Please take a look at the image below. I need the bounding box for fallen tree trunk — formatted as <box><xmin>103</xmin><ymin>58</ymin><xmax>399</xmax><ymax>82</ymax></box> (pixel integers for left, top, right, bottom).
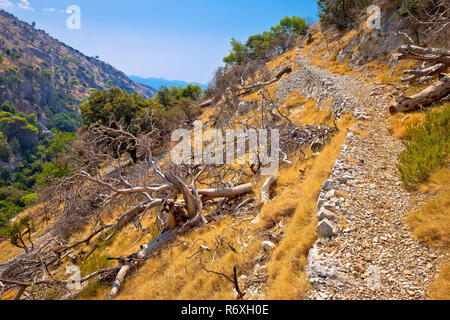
<box><xmin>200</xmin><ymin>65</ymin><xmax>293</xmax><ymax>108</ymax></box>
<box><xmin>397</xmin><ymin>45</ymin><xmax>450</xmax><ymax>64</ymax></box>
<box><xmin>108</xmin><ymin>229</ymin><xmax>179</xmax><ymax>300</ymax></box>
<box><xmin>389</xmin><ymin>76</ymin><xmax>450</xmax><ymax>114</ymax></box>
<box><xmin>238</xmin><ymin>65</ymin><xmax>293</xmax><ymax>91</ymax></box>
<box><xmin>107</xmin><ymin>182</ymin><xmax>253</xmax><ymax>299</ymax></box>
<box><xmin>199</xmin><ymin>183</ymin><xmax>253</xmax><ymax>201</ymax></box>
<box><xmin>258</xmin><ymin>176</ymin><xmax>279</xmax><ymax>208</ymax></box>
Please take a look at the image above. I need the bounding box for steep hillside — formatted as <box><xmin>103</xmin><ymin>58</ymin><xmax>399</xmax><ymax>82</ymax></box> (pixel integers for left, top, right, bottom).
<box><xmin>0</xmin><ymin>3</ymin><xmax>448</xmax><ymax>302</ymax></box>
<box><xmin>0</xmin><ymin>10</ymin><xmax>157</xmax><ymax>123</ymax></box>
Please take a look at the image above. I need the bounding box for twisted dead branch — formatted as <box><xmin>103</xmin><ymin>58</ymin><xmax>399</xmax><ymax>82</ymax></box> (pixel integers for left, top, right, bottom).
<box><xmin>390</xmin><ymin>44</ymin><xmax>450</xmax><ymax>114</ymax></box>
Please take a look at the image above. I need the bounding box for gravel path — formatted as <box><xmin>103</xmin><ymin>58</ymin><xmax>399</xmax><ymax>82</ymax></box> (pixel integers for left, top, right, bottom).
<box><xmin>278</xmin><ymin>49</ymin><xmax>444</xmax><ymax>300</ymax></box>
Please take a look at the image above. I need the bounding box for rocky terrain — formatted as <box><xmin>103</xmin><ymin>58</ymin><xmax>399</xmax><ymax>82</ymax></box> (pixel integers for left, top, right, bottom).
<box><xmin>275</xmin><ymin>49</ymin><xmax>446</xmax><ymax>300</ymax></box>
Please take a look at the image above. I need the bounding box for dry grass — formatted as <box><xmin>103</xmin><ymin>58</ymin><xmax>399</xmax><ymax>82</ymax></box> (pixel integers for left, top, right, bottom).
<box><xmin>263</xmin><ymin>115</ymin><xmax>353</xmax><ymax>299</ymax></box>
<box><xmin>406</xmin><ymin>169</ymin><xmax>450</xmax><ymax>251</ymax></box>
<box><xmin>96</xmin><ymin>114</ymin><xmax>353</xmax><ymax>301</ymax></box>
<box><xmin>429</xmin><ymin>261</ymin><xmax>450</xmax><ymax>300</ymax></box>
<box><xmin>115</xmin><ymin>214</ymin><xmax>263</xmax><ymax>300</ymax></box>
<box><xmin>390</xmin><ymin>112</ymin><xmax>427</xmax><ymax>140</ymax></box>
<box><xmin>405</xmin><ymin>169</ymin><xmax>450</xmax><ymax>300</ymax></box>
<box><xmin>0</xmin><ymin>239</ymin><xmax>22</xmax><ymax>264</ymax></box>
<box><xmin>283</xmin><ymin>92</ymin><xmax>333</xmax><ymax>127</ymax></box>
<box><xmin>266</xmin><ymin>48</ymin><xmax>297</xmax><ymax>72</ymax></box>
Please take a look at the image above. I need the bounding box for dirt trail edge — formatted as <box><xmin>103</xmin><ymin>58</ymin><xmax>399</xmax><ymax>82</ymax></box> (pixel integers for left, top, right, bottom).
<box><xmin>276</xmin><ymin>48</ymin><xmax>444</xmax><ymax>300</ymax></box>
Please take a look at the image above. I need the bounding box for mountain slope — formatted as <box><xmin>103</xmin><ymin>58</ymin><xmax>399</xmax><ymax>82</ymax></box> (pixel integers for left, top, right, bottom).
<box><xmin>129</xmin><ymin>76</ymin><xmax>207</xmax><ymax>90</ymax></box>
<box><xmin>0</xmin><ymin>10</ymin><xmax>157</xmax><ymax>123</ymax></box>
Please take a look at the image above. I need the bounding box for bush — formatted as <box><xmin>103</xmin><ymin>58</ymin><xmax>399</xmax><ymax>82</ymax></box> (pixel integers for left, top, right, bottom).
<box><xmin>317</xmin><ymin>0</ymin><xmax>371</xmax><ymax>31</ymax></box>
<box><xmin>0</xmin><ymin>216</ymin><xmax>32</xmax><ymax>251</ymax></box>
<box><xmin>47</xmin><ymin>112</ymin><xmax>82</xmax><ymax>133</ymax></box>
<box><xmin>0</xmin><ymin>111</ymin><xmax>39</xmax><ymax>155</ymax></box>
<box><xmin>0</xmin><ymin>133</ymin><xmax>11</xmax><ymax>162</ymax></box>
<box><xmin>398</xmin><ymin>104</ymin><xmax>449</xmax><ymax>188</ymax></box>
<box><xmin>21</xmin><ymin>192</ymin><xmax>37</xmax><ymax>206</ymax></box>
<box><xmin>223</xmin><ymin>16</ymin><xmax>307</xmax><ymax>65</ymax></box>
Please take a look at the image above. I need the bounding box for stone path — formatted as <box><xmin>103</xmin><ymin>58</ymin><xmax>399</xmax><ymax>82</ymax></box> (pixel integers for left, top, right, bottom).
<box><xmin>278</xmin><ymin>49</ymin><xmax>444</xmax><ymax>300</ymax></box>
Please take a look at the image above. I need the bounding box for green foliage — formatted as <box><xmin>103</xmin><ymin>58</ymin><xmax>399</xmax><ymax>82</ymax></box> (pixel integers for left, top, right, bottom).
<box><xmin>42</xmin><ymin>69</ymin><xmax>52</xmax><ymax>79</ymax></box>
<box><xmin>7</xmin><ymin>67</ymin><xmax>20</xmax><ymax>83</ymax></box>
<box><xmin>80</xmin><ymin>87</ymin><xmax>160</xmax><ymax>134</ymax></box>
<box><xmin>69</xmin><ymin>76</ymin><xmax>79</xmax><ymax>86</ymax></box>
<box><xmin>21</xmin><ymin>192</ymin><xmax>37</xmax><ymax>206</ymax></box>
<box><xmin>47</xmin><ymin>112</ymin><xmax>82</xmax><ymax>133</ymax></box>
<box><xmin>44</xmin><ymin>131</ymin><xmax>77</xmax><ymax>159</ymax></box>
<box><xmin>223</xmin><ymin>16</ymin><xmax>307</xmax><ymax>65</ymax></box>
<box><xmin>307</xmin><ymin>33</ymin><xmax>315</xmax><ymax>45</ymax></box>
<box><xmin>76</xmin><ymin>252</ymin><xmax>113</xmax><ymax>298</ymax></box>
<box><xmin>155</xmin><ymin>85</ymin><xmax>203</xmax><ymax>109</ymax></box>
<box><xmin>79</xmin><ymin>253</ymin><xmax>113</xmax><ymax>276</ymax></box>
<box><xmin>0</xmin><ymin>216</ymin><xmax>32</xmax><ymax>251</ymax></box>
<box><xmin>0</xmin><ymin>100</ymin><xmax>16</xmax><ymax>114</ymax></box>
<box><xmin>0</xmin><ymin>186</ymin><xmax>28</xmax><ymax>206</ymax></box>
<box><xmin>0</xmin><ymin>111</ymin><xmax>39</xmax><ymax>154</ymax></box>
<box><xmin>80</xmin><ymin>86</ymin><xmax>202</xmax><ymax>163</ymax></box>
<box><xmin>63</xmin><ymin>56</ymin><xmax>74</xmax><ymax>64</ymax></box>
<box><xmin>36</xmin><ymin>160</ymin><xmax>72</xmax><ymax>186</ymax></box>
<box><xmin>398</xmin><ymin>104</ymin><xmax>449</xmax><ymax>189</ymax></box>
<box><xmin>0</xmin><ymin>54</ymin><xmax>3</xmax><ymax>64</ymax></box>
<box><xmin>398</xmin><ymin>0</ymin><xmax>419</xmax><ymax>17</ymax></box>
<box><xmin>35</xmin><ymin>131</ymin><xmax>77</xmax><ymax>186</ymax></box>
<box><xmin>223</xmin><ymin>38</ymin><xmax>249</xmax><ymax>65</ymax></box>
<box><xmin>0</xmin><ymin>133</ymin><xmax>11</xmax><ymax>162</ymax></box>
<box><xmin>317</xmin><ymin>0</ymin><xmax>370</xmax><ymax>31</ymax></box>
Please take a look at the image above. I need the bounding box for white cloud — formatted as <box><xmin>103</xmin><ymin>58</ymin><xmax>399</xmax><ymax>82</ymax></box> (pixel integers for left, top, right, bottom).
<box><xmin>42</xmin><ymin>8</ymin><xmax>55</xmax><ymax>13</ymax></box>
<box><xmin>17</xmin><ymin>0</ymin><xmax>33</xmax><ymax>11</ymax></box>
<box><xmin>0</xmin><ymin>0</ymin><xmax>13</xmax><ymax>10</ymax></box>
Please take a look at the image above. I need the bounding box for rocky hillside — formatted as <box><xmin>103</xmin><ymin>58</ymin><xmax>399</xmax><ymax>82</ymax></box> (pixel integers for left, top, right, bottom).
<box><xmin>0</xmin><ymin>2</ymin><xmax>448</xmax><ymax>301</ymax></box>
<box><xmin>0</xmin><ymin>10</ymin><xmax>157</xmax><ymax>124</ymax></box>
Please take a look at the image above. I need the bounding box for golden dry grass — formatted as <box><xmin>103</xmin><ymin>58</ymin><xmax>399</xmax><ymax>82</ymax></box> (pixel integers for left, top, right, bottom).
<box><xmin>266</xmin><ymin>48</ymin><xmax>297</xmax><ymax>72</ymax></box>
<box><xmin>283</xmin><ymin>91</ymin><xmax>333</xmax><ymax>127</ymax></box>
<box><xmin>93</xmin><ymin>114</ymin><xmax>353</xmax><ymax>301</ymax></box>
<box><xmin>429</xmin><ymin>261</ymin><xmax>450</xmax><ymax>300</ymax></box>
<box><xmin>405</xmin><ymin>169</ymin><xmax>450</xmax><ymax>300</ymax></box>
<box><xmin>406</xmin><ymin>169</ymin><xmax>450</xmax><ymax>251</ymax></box>
<box><xmin>390</xmin><ymin>111</ymin><xmax>427</xmax><ymax>140</ymax></box>
<box><xmin>263</xmin><ymin>115</ymin><xmax>353</xmax><ymax>299</ymax></box>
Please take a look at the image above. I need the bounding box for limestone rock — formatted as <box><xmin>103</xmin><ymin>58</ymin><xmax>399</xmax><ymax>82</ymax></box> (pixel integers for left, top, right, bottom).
<box><xmin>317</xmin><ymin>207</ymin><xmax>338</xmax><ymax>221</ymax></box>
<box><xmin>261</xmin><ymin>240</ymin><xmax>275</xmax><ymax>251</ymax></box>
<box><xmin>317</xmin><ymin>219</ymin><xmax>338</xmax><ymax>238</ymax></box>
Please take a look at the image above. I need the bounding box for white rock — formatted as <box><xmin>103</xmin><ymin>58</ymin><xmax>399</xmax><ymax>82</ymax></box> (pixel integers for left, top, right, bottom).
<box><xmin>261</xmin><ymin>241</ymin><xmax>275</xmax><ymax>251</ymax></box>
<box><xmin>325</xmin><ymin>189</ymin><xmax>337</xmax><ymax>199</ymax></box>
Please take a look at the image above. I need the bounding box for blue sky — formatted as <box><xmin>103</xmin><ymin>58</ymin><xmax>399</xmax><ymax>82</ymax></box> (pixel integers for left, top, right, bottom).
<box><xmin>1</xmin><ymin>0</ymin><xmax>318</xmax><ymax>84</ymax></box>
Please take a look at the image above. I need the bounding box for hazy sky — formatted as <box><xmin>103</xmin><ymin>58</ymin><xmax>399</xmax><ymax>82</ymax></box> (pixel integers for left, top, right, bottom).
<box><xmin>1</xmin><ymin>0</ymin><xmax>318</xmax><ymax>84</ymax></box>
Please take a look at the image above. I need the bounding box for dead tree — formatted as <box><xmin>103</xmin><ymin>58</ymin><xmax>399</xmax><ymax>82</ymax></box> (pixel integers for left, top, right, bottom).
<box><xmin>0</xmin><ymin>124</ymin><xmax>255</xmax><ymax>300</ymax></box>
<box><xmin>389</xmin><ymin>44</ymin><xmax>450</xmax><ymax>114</ymax></box>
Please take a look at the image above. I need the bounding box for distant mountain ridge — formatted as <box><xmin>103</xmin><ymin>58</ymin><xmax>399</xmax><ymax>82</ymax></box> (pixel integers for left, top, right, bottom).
<box><xmin>129</xmin><ymin>76</ymin><xmax>208</xmax><ymax>90</ymax></box>
<box><xmin>0</xmin><ymin>9</ymin><xmax>157</xmax><ymax>124</ymax></box>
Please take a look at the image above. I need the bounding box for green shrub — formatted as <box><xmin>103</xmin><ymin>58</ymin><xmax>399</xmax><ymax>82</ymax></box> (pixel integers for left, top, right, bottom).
<box><xmin>398</xmin><ymin>104</ymin><xmax>449</xmax><ymax>188</ymax></box>
<box><xmin>47</xmin><ymin>112</ymin><xmax>81</xmax><ymax>133</ymax></box>
<box><xmin>307</xmin><ymin>33</ymin><xmax>314</xmax><ymax>45</ymax></box>
<box><xmin>69</xmin><ymin>76</ymin><xmax>79</xmax><ymax>86</ymax></box>
<box><xmin>21</xmin><ymin>192</ymin><xmax>37</xmax><ymax>206</ymax></box>
<box><xmin>223</xmin><ymin>16</ymin><xmax>307</xmax><ymax>65</ymax></box>
<box><xmin>0</xmin><ymin>133</ymin><xmax>11</xmax><ymax>162</ymax></box>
